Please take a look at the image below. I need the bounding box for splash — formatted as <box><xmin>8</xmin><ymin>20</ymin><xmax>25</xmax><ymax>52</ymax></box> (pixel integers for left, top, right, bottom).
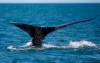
<box><xmin>7</xmin><ymin>46</ymin><xmax>17</xmax><ymax>50</ymax></box>
<box><xmin>20</xmin><ymin>42</ymin><xmax>32</xmax><ymax>47</ymax></box>
<box><xmin>43</xmin><ymin>44</ymin><xmax>57</xmax><ymax>48</ymax></box>
<box><xmin>67</xmin><ymin>40</ymin><xmax>97</xmax><ymax>48</ymax></box>
<box><xmin>7</xmin><ymin>42</ymin><xmax>33</xmax><ymax>51</ymax></box>
<box><xmin>7</xmin><ymin>40</ymin><xmax>97</xmax><ymax>51</ymax></box>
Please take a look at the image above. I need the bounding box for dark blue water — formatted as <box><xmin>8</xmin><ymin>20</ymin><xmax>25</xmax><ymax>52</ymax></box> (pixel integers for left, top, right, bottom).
<box><xmin>0</xmin><ymin>3</ymin><xmax>100</xmax><ymax>63</ymax></box>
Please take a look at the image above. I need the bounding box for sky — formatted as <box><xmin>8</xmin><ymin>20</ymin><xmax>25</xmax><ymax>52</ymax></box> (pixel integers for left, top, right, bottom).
<box><xmin>0</xmin><ymin>0</ymin><xmax>100</xmax><ymax>3</ymax></box>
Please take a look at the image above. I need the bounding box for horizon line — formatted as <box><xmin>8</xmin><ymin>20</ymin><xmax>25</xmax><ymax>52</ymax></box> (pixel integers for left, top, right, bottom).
<box><xmin>0</xmin><ymin>2</ymin><xmax>100</xmax><ymax>3</ymax></box>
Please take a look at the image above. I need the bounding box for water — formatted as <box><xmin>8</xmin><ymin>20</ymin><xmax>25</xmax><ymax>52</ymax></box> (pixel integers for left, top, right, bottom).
<box><xmin>0</xmin><ymin>3</ymin><xmax>100</xmax><ymax>63</ymax></box>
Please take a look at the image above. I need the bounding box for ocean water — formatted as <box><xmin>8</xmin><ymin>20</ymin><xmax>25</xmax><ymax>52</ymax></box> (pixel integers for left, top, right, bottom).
<box><xmin>0</xmin><ymin>3</ymin><xmax>100</xmax><ymax>63</ymax></box>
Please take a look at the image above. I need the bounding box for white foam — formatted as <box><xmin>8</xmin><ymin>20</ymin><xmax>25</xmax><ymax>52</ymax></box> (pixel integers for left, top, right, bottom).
<box><xmin>7</xmin><ymin>42</ymin><xmax>33</xmax><ymax>51</ymax></box>
<box><xmin>7</xmin><ymin>40</ymin><xmax>97</xmax><ymax>51</ymax></box>
<box><xmin>7</xmin><ymin>46</ymin><xmax>17</xmax><ymax>50</ymax></box>
<box><xmin>67</xmin><ymin>40</ymin><xmax>96</xmax><ymax>48</ymax></box>
<box><xmin>43</xmin><ymin>44</ymin><xmax>57</xmax><ymax>48</ymax></box>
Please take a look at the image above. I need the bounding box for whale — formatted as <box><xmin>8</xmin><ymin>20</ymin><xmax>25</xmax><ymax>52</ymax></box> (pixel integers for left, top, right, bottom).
<box><xmin>10</xmin><ymin>18</ymin><xmax>94</xmax><ymax>48</ymax></box>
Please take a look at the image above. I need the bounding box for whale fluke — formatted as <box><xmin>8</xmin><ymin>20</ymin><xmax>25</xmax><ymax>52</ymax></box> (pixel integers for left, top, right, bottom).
<box><xmin>10</xmin><ymin>18</ymin><xmax>94</xmax><ymax>48</ymax></box>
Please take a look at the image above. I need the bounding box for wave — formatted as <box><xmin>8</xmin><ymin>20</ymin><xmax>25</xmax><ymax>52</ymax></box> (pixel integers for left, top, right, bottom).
<box><xmin>7</xmin><ymin>40</ymin><xmax>99</xmax><ymax>51</ymax></box>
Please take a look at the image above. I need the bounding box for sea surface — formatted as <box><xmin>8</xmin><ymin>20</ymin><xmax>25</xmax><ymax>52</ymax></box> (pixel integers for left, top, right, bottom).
<box><xmin>0</xmin><ymin>3</ymin><xmax>100</xmax><ymax>63</ymax></box>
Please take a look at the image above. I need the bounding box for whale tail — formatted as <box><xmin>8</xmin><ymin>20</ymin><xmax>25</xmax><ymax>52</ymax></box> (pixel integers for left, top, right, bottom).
<box><xmin>10</xmin><ymin>18</ymin><xmax>94</xmax><ymax>47</ymax></box>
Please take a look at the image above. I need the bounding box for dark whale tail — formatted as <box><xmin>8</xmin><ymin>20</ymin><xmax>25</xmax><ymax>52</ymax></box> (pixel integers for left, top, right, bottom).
<box><xmin>10</xmin><ymin>18</ymin><xmax>94</xmax><ymax>48</ymax></box>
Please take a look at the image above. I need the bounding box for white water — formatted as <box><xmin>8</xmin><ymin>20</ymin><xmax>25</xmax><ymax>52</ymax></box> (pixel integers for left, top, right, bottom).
<box><xmin>67</xmin><ymin>40</ymin><xmax>96</xmax><ymax>48</ymax></box>
<box><xmin>7</xmin><ymin>40</ymin><xmax>98</xmax><ymax>51</ymax></box>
